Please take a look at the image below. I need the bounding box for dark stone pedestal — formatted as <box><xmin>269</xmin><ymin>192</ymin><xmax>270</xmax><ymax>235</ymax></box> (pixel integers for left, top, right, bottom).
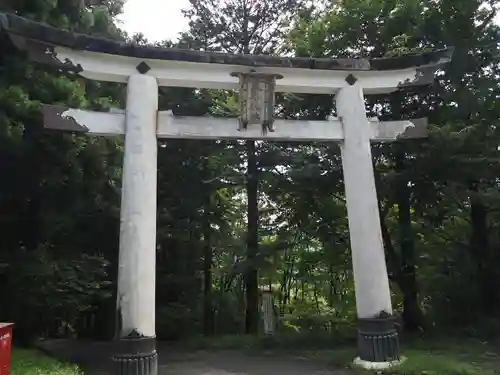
<box><xmin>357</xmin><ymin>316</ymin><xmax>400</xmax><ymax>363</ymax></box>
<box><xmin>112</xmin><ymin>336</ymin><xmax>158</xmax><ymax>375</ymax></box>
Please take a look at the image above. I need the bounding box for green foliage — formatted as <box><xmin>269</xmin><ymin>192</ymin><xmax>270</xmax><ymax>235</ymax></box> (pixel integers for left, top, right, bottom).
<box><xmin>10</xmin><ymin>348</ymin><xmax>82</xmax><ymax>375</ymax></box>
<box><xmin>3</xmin><ymin>248</ymin><xmax>111</xmax><ymax>339</ymax></box>
<box><xmin>0</xmin><ymin>0</ymin><xmax>123</xmax><ymax>341</ymax></box>
<box><xmin>9</xmin><ymin>248</ymin><xmax>110</xmax><ymax>307</ymax></box>
<box><xmin>183</xmin><ymin>0</ymin><xmax>306</xmax><ymax>54</ymax></box>
<box><xmin>283</xmin><ymin>0</ymin><xmax>500</xmax><ymax>333</ymax></box>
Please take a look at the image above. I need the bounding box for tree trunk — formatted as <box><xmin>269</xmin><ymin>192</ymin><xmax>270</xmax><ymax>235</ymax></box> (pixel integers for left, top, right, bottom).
<box><xmin>245</xmin><ymin>140</ymin><xmax>259</xmax><ymax>334</ymax></box>
<box><xmin>469</xmin><ymin>184</ymin><xmax>495</xmax><ymax>314</ymax></box>
<box><xmin>395</xmin><ymin>150</ymin><xmax>424</xmax><ymax>332</ymax></box>
<box><xmin>22</xmin><ymin>122</ymin><xmax>43</xmax><ymax>252</ymax></box>
<box><xmin>202</xmin><ymin>185</ymin><xmax>214</xmax><ymax>336</ymax></box>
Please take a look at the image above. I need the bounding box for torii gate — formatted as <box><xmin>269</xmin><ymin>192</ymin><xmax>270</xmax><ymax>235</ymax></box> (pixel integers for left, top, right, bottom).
<box><xmin>0</xmin><ymin>12</ymin><xmax>452</xmax><ymax>374</ymax></box>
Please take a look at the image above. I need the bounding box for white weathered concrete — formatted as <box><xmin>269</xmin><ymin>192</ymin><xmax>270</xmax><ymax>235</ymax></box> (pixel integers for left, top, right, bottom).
<box><xmin>61</xmin><ymin>108</ymin><xmax>125</xmax><ymax>136</ymax></box>
<box><xmin>48</xmin><ymin>108</ymin><xmax>424</xmax><ymax>142</ymax></box>
<box><xmin>116</xmin><ymin>73</ymin><xmax>158</xmax><ymax>338</ymax></box>
<box><xmin>157</xmin><ymin>112</ymin><xmax>344</xmax><ymax>140</ymax></box>
<box><xmin>52</xmin><ymin>47</ymin><xmax>420</xmax><ymax>94</ymax></box>
<box><xmin>353</xmin><ymin>356</ymin><xmax>407</xmax><ymax>370</ymax></box>
<box><xmin>336</xmin><ymin>84</ymin><xmax>393</xmax><ymax>319</ymax></box>
<box><xmin>157</xmin><ymin>112</ymin><xmax>423</xmax><ymax>141</ymax></box>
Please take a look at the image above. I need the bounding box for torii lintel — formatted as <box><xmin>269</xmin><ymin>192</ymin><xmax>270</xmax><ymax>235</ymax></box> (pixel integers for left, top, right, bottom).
<box><xmin>43</xmin><ymin>105</ymin><xmax>428</xmax><ymax>142</ymax></box>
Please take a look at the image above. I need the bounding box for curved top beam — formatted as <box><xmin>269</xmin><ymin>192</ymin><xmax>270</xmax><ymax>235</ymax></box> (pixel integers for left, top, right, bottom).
<box><xmin>0</xmin><ymin>12</ymin><xmax>453</xmax><ymax>71</ymax></box>
<box><xmin>0</xmin><ymin>12</ymin><xmax>453</xmax><ymax>94</ymax></box>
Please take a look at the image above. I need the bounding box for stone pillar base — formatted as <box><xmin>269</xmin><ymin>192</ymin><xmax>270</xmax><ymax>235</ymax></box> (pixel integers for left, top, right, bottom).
<box><xmin>357</xmin><ymin>316</ymin><xmax>400</xmax><ymax>363</ymax></box>
<box><xmin>112</xmin><ymin>336</ymin><xmax>158</xmax><ymax>375</ymax></box>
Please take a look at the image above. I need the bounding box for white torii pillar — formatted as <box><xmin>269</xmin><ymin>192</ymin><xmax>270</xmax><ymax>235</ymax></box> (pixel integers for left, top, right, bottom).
<box><xmin>336</xmin><ymin>83</ymin><xmax>401</xmax><ymax>369</ymax></box>
<box><xmin>113</xmin><ymin>72</ymin><xmax>159</xmax><ymax>375</ymax></box>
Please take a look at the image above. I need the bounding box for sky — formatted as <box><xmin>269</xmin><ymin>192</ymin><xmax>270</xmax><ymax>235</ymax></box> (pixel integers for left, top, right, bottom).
<box><xmin>119</xmin><ymin>0</ymin><xmax>500</xmax><ymax>43</ymax></box>
<box><xmin>118</xmin><ymin>0</ymin><xmax>190</xmax><ymax>42</ymax></box>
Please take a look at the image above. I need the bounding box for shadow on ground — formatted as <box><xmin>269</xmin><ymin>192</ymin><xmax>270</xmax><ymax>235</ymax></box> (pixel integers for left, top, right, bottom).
<box><xmin>35</xmin><ymin>339</ymin><xmax>352</xmax><ymax>375</ymax></box>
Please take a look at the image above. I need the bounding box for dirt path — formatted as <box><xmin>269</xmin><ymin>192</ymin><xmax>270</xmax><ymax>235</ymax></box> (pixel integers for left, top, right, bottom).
<box><xmin>159</xmin><ymin>350</ymin><xmax>348</xmax><ymax>375</ymax></box>
<box><xmin>36</xmin><ymin>339</ymin><xmax>351</xmax><ymax>375</ymax></box>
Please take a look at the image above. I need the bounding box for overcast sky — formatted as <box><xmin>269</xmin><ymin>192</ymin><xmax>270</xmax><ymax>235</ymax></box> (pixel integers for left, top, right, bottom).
<box><xmin>118</xmin><ymin>0</ymin><xmax>190</xmax><ymax>42</ymax></box>
<box><xmin>118</xmin><ymin>0</ymin><xmax>500</xmax><ymax>43</ymax></box>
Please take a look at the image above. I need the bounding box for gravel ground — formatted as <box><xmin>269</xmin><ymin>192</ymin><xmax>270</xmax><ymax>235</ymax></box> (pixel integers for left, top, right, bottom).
<box><xmin>35</xmin><ymin>339</ymin><xmax>351</xmax><ymax>375</ymax></box>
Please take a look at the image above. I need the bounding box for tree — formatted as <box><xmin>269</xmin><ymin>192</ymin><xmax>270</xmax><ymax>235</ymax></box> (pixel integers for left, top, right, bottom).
<box><xmin>0</xmin><ymin>0</ymin><xmax>125</xmax><ymax>341</ymax></box>
<box><xmin>183</xmin><ymin>0</ymin><xmax>306</xmax><ymax>335</ymax></box>
<box><xmin>287</xmin><ymin>0</ymin><xmax>500</xmax><ymax>330</ymax></box>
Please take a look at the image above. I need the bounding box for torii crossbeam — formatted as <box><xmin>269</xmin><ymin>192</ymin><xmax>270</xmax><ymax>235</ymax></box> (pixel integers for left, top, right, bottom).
<box><xmin>42</xmin><ymin>105</ymin><xmax>428</xmax><ymax>142</ymax></box>
<box><xmin>0</xmin><ymin>11</ymin><xmax>453</xmax><ymax>375</ymax></box>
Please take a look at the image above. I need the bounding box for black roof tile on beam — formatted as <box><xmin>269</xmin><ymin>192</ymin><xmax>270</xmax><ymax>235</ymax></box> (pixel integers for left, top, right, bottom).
<box><xmin>0</xmin><ymin>12</ymin><xmax>453</xmax><ymax>73</ymax></box>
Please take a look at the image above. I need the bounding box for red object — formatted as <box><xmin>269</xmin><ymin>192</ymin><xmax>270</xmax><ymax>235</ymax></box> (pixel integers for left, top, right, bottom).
<box><xmin>0</xmin><ymin>323</ymin><xmax>14</xmax><ymax>375</ymax></box>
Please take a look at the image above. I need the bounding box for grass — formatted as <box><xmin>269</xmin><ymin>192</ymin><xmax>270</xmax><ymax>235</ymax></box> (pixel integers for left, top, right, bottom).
<box><xmin>10</xmin><ymin>348</ymin><xmax>82</xmax><ymax>375</ymax></box>
<box><xmin>387</xmin><ymin>339</ymin><xmax>500</xmax><ymax>375</ymax></box>
<box><xmin>321</xmin><ymin>338</ymin><xmax>500</xmax><ymax>375</ymax></box>
<box><xmin>382</xmin><ymin>348</ymin><xmax>495</xmax><ymax>375</ymax></box>
<box><xmin>180</xmin><ymin>334</ymin><xmax>500</xmax><ymax>375</ymax></box>
<box><xmin>8</xmin><ymin>334</ymin><xmax>500</xmax><ymax>375</ymax></box>
<box><xmin>180</xmin><ymin>330</ymin><xmax>357</xmax><ymax>350</ymax></box>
